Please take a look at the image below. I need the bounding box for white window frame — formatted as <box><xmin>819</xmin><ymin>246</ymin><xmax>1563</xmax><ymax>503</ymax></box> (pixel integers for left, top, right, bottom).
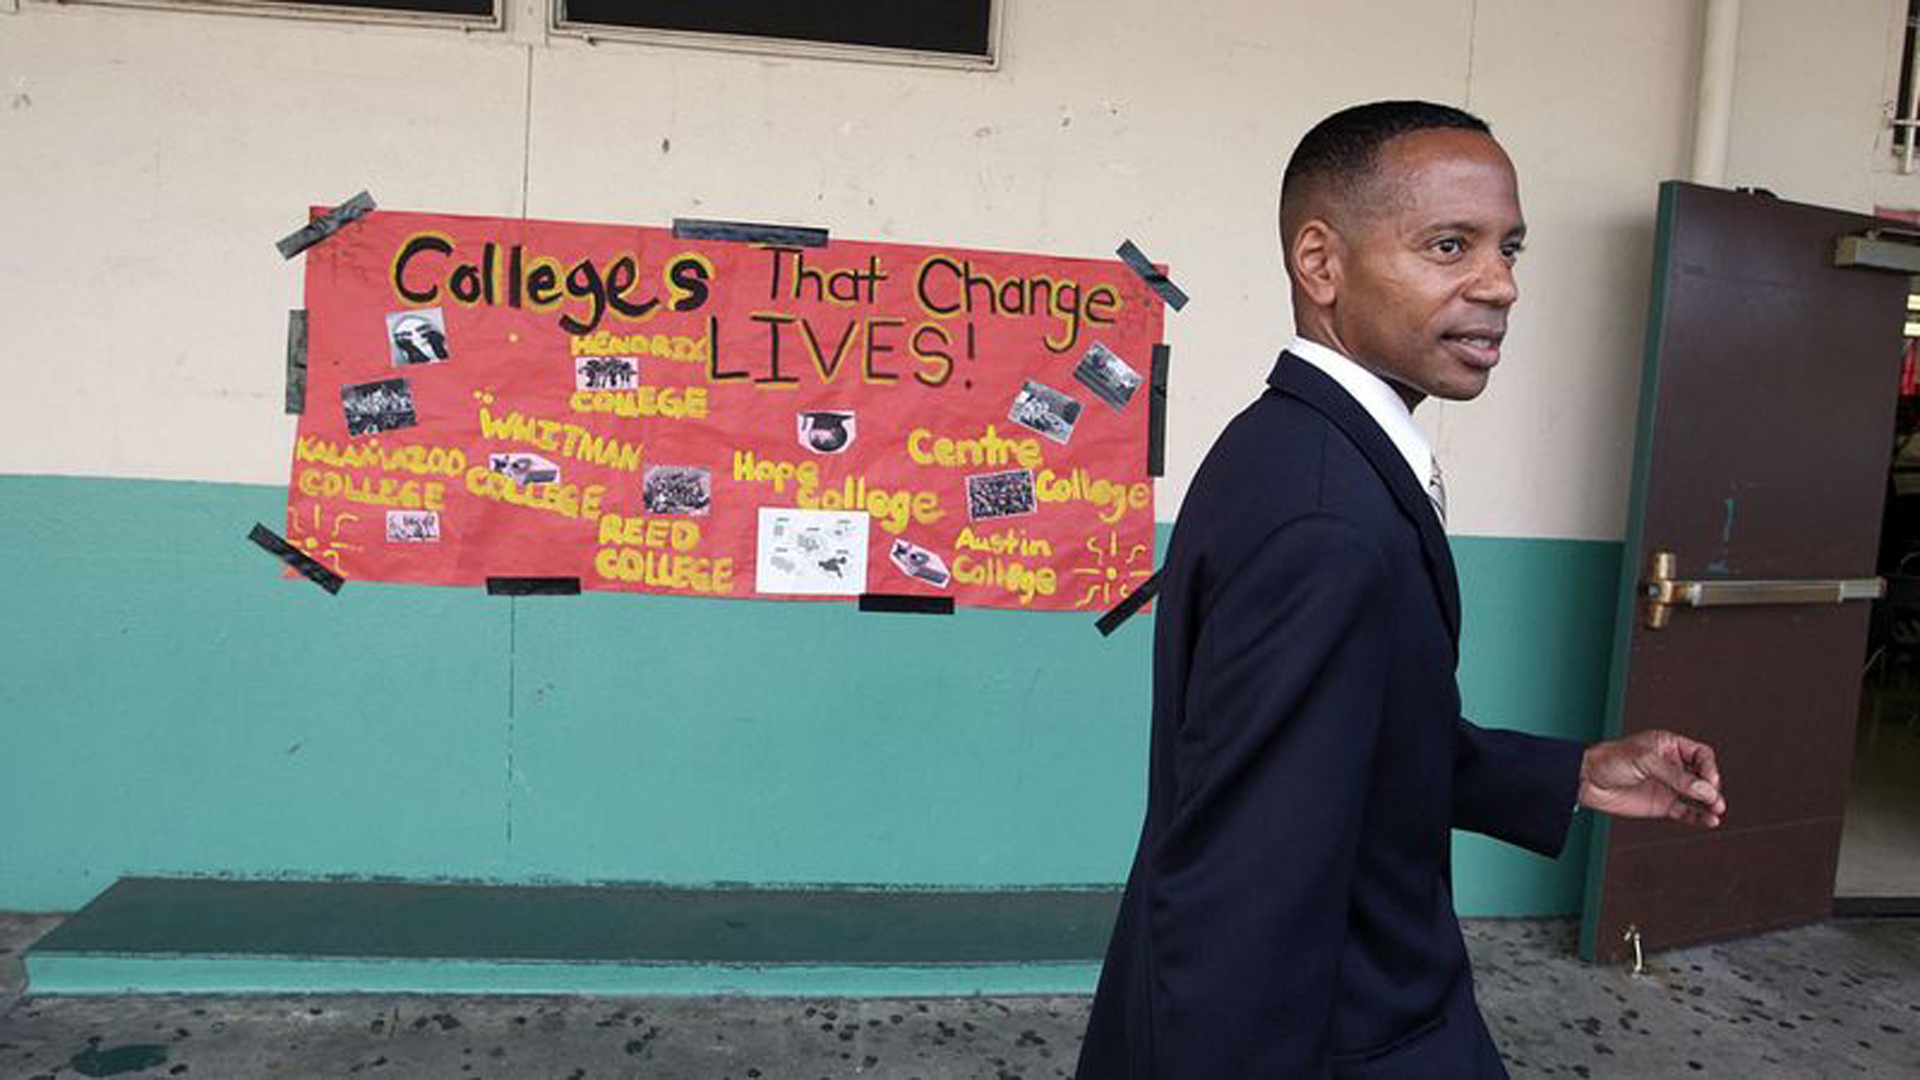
<box><xmin>35</xmin><ymin>0</ymin><xmax>503</xmax><ymax>32</ymax></box>
<box><xmin>1892</xmin><ymin>0</ymin><xmax>1920</xmax><ymax>172</ymax></box>
<box><xmin>548</xmin><ymin>0</ymin><xmax>1002</xmax><ymax>72</ymax></box>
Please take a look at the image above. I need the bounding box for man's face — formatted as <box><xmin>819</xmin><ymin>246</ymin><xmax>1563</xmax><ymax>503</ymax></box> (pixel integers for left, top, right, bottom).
<box><xmin>1329</xmin><ymin>128</ymin><xmax>1525</xmax><ymax>404</ymax></box>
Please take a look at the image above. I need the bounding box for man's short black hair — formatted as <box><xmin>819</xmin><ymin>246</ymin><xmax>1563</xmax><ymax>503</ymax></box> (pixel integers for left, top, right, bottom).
<box><xmin>1282</xmin><ymin>100</ymin><xmax>1491</xmax><ymax>202</ymax></box>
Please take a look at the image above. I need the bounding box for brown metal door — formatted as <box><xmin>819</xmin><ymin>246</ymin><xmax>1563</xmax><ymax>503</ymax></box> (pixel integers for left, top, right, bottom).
<box><xmin>1579</xmin><ymin>182</ymin><xmax>1909</xmax><ymax>963</ymax></box>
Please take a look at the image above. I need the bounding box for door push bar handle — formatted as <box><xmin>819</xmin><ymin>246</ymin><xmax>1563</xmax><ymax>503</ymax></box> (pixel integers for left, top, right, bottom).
<box><xmin>1642</xmin><ymin>550</ymin><xmax>1885</xmax><ymax>629</ymax></box>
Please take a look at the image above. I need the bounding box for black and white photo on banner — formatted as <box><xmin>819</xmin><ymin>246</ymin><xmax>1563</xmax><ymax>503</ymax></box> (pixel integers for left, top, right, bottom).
<box><xmin>386</xmin><ymin>510</ymin><xmax>441</xmax><ymax>543</ymax></box>
<box><xmin>489</xmin><ymin>453</ymin><xmax>561</xmax><ymax>486</ymax></box>
<box><xmin>889</xmin><ymin>537</ymin><xmax>951</xmax><ymax>587</ymax></box>
<box><xmin>1073</xmin><ymin>341</ymin><xmax>1144</xmax><ymax>409</ymax></box>
<box><xmin>967</xmin><ymin>469</ymin><xmax>1038</xmax><ymax>521</ymax></box>
<box><xmin>1008</xmin><ymin>380</ymin><xmax>1082</xmax><ymax>445</ymax></box>
<box><xmin>798</xmin><ymin>411</ymin><xmax>857</xmax><ymax>454</ymax></box>
<box><xmin>643</xmin><ymin>465</ymin><xmax>713</xmax><ymax>515</ymax></box>
<box><xmin>387</xmin><ymin>307</ymin><xmax>451</xmax><ymax>366</ymax></box>
<box><xmin>341</xmin><ymin>377</ymin><xmax>418</xmax><ymax>437</ymax></box>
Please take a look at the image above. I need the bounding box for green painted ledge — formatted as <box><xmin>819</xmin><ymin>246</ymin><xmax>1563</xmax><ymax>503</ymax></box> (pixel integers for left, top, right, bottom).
<box><xmin>26</xmin><ymin>878</ymin><xmax>1113</xmax><ymax>996</ymax></box>
<box><xmin>27</xmin><ymin>956</ymin><xmax>1104</xmax><ymax>998</ymax></box>
<box><xmin>0</xmin><ymin>474</ymin><xmax>1622</xmax><ymax>919</ymax></box>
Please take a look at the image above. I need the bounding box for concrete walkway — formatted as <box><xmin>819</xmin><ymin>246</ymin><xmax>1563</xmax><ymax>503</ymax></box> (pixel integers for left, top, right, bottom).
<box><xmin>4</xmin><ymin>914</ymin><xmax>1916</xmax><ymax>1078</ymax></box>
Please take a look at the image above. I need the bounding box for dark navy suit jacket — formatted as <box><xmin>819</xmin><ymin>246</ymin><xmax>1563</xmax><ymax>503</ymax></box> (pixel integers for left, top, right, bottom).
<box><xmin>1077</xmin><ymin>353</ymin><xmax>1585</xmax><ymax>1079</ymax></box>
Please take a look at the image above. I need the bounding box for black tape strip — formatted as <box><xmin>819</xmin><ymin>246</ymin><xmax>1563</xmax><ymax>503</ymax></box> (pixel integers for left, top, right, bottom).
<box><xmin>487</xmin><ymin>577</ymin><xmax>582</xmax><ymax>596</ymax></box>
<box><xmin>1148</xmin><ymin>343</ymin><xmax>1170</xmax><ymax>477</ymax></box>
<box><xmin>1116</xmin><ymin>239</ymin><xmax>1188</xmax><ymax>311</ymax></box>
<box><xmin>859</xmin><ymin>593</ymin><xmax>955</xmax><ymax>615</ymax></box>
<box><xmin>1095</xmin><ymin>570</ymin><xmax>1161</xmax><ymax>637</ymax></box>
<box><xmin>285</xmin><ymin>309</ymin><xmax>308</xmax><ymax>415</ymax></box>
<box><xmin>673</xmin><ymin>217</ymin><xmax>829</xmax><ymax>248</ymax></box>
<box><xmin>247</xmin><ymin>523</ymin><xmax>344</xmax><ymax>594</ymax></box>
<box><xmin>277</xmin><ymin>191</ymin><xmax>377</xmax><ymax>259</ymax></box>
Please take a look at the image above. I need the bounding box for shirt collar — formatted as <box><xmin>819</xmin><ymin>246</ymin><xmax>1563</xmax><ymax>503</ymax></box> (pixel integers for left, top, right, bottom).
<box><xmin>1284</xmin><ymin>335</ymin><xmax>1433</xmax><ymax>491</ymax></box>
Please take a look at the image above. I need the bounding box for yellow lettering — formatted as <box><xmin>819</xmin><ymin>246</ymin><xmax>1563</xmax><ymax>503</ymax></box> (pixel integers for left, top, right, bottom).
<box><xmin>905</xmin><ymin>424</ymin><xmax>1042</xmax><ymax>470</ymax></box>
<box><xmin>480</xmin><ymin>406</ymin><xmax>644</xmax><ymax>472</ymax></box>
<box><xmin>463</xmin><ymin>466</ymin><xmax>595</xmax><ymax>521</ymax></box>
<box><xmin>567</xmin><ymin>386</ymin><xmax>709</xmax><ymax>420</ymax></box>
<box><xmin>950</xmin><ymin>554</ymin><xmax>1058</xmax><ymax>606</ymax></box>
<box><xmin>793</xmin><ymin>475</ymin><xmax>944</xmax><ymax>535</ymax></box>
<box><xmin>568</xmin><ymin>331</ymin><xmax>709</xmax><ymax>363</ymax></box>
<box><xmin>733</xmin><ymin>450</ymin><xmax>819</xmax><ymax>494</ymax></box>
<box><xmin>1036</xmin><ymin>467</ymin><xmax>1149</xmax><ymax>524</ymax></box>
<box><xmin>591</xmin><ymin>547</ymin><xmax>735</xmax><ymax>594</ymax></box>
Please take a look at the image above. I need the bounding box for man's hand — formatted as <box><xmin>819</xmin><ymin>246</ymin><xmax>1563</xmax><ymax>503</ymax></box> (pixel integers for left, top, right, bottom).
<box><xmin>1579</xmin><ymin>729</ymin><xmax>1725</xmax><ymax>827</ymax></box>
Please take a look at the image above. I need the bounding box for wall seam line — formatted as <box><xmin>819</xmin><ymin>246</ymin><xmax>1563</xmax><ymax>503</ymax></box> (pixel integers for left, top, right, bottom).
<box><xmin>520</xmin><ymin>44</ymin><xmax>535</xmax><ymax>218</ymax></box>
<box><xmin>1464</xmin><ymin>0</ymin><xmax>1480</xmax><ymax>108</ymax></box>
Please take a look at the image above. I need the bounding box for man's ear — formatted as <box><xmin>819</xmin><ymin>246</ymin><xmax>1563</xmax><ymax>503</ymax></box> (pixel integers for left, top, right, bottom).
<box><xmin>1290</xmin><ymin>218</ymin><xmax>1342</xmax><ymax>308</ymax></box>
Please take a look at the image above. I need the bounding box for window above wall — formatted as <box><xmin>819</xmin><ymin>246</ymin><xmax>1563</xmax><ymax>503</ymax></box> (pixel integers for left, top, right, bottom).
<box><xmin>553</xmin><ymin>1</ymin><xmax>1000</xmax><ymax>69</ymax></box>
<box><xmin>1894</xmin><ymin>0</ymin><xmax>1920</xmax><ymax>170</ymax></box>
<box><xmin>52</xmin><ymin>0</ymin><xmax>501</xmax><ymax>30</ymax></box>
<box><xmin>43</xmin><ymin>1</ymin><xmax>1000</xmax><ymax>68</ymax></box>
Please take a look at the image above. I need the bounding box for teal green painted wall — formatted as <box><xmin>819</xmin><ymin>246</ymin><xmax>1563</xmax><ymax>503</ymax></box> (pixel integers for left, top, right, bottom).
<box><xmin>1450</xmin><ymin>535</ymin><xmax>1621</xmax><ymax>914</ymax></box>
<box><xmin>0</xmin><ymin>475</ymin><xmax>1619</xmax><ymax>915</ymax></box>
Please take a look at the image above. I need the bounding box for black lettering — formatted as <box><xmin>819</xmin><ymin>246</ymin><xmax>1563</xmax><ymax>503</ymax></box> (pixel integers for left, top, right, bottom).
<box><xmin>707</xmin><ymin>314</ymin><xmax>747</xmax><ymax>382</ymax></box>
<box><xmin>998</xmin><ymin>275</ymin><xmax>1030</xmax><ymax>314</ymax></box>
<box><xmin>911</xmin><ymin>323</ymin><xmax>954</xmax><ymax>388</ymax></box>
<box><xmin>963</xmin><ymin>260</ymin><xmax>999</xmax><ymax>315</ymax></box>
<box><xmin>608</xmin><ymin>256</ymin><xmax>659</xmax><ymax>320</ymax></box>
<box><xmin>1086</xmin><ymin>284</ymin><xmax>1119</xmax><ymax>324</ymax></box>
<box><xmin>393</xmin><ymin>234</ymin><xmax>451</xmax><ymax>303</ymax></box>
<box><xmin>917</xmin><ymin>255</ymin><xmax>963</xmax><ymax>316</ymax></box>
<box><xmin>1045</xmin><ymin>277</ymin><xmax>1082</xmax><ymax>354</ymax></box>
<box><xmin>559</xmin><ymin>259</ymin><xmax>610</xmax><ymax>335</ymax></box>
<box><xmin>667</xmin><ymin>255</ymin><xmax>710</xmax><ymax>312</ymax></box>
<box><xmin>792</xmin><ymin>249</ymin><xmax>826</xmax><ymax>303</ymax></box>
<box><xmin>766</xmin><ymin>247</ymin><xmax>797</xmax><ymax>302</ymax></box>
<box><xmin>865</xmin><ymin>316</ymin><xmax>904</xmax><ymax>383</ymax></box>
<box><xmin>752</xmin><ymin>312</ymin><xmax>801</xmax><ymax>386</ymax></box>
<box><xmin>861</xmin><ymin>255</ymin><xmax>890</xmax><ymax>303</ymax></box>
<box><xmin>449</xmin><ymin>263</ymin><xmax>484</xmax><ymax>303</ymax></box>
<box><xmin>800</xmin><ymin>317</ymin><xmax>860</xmax><ymax>382</ymax></box>
<box><xmin>526</xmin><ymin>261</ymin><xmax>561</xmax><ymax>307</ymax></box>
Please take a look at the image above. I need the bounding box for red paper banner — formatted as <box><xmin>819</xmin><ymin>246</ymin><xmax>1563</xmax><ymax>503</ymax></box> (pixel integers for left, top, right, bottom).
<box><xmin>287</xmin><ymin>209</ymin><xmax>1164</xmax><ymax>611</ymax></box>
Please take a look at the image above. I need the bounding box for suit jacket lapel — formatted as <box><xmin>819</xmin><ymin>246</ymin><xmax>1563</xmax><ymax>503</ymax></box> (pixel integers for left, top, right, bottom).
<box><xmin>1268</xmin><ymin>351</ymin><xmax>1462</xmax><ymax>653</ymax></box>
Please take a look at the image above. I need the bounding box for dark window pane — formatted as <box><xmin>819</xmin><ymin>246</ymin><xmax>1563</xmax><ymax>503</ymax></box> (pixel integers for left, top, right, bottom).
<box><xmin>563</xmin><ymin>1</ymin><xmax>993</xmax><ymax>58</ymax></box>
<box><xmin>1903</xmin><ymin>0</ymin><xmax>1920</xmax><ymax>125</ymax></box>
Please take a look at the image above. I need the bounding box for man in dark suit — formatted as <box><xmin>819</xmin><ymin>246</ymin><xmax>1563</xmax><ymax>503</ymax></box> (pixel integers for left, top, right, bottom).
<box><xmin>1076</xmin><ymin>101</ymin><xmax>1728</xmax><ymax>1079</ymax></box>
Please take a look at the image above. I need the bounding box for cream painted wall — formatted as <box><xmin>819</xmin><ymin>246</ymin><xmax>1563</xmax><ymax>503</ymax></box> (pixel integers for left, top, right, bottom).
<box><xmin>1426</xmin><ymin>0</ymin><xmax>1701</xmax><ymax>539</ymax></box>
<box><xmin>1</xmin><ymin>0</ymin><xmax>1787</xmax><ymax>541</ymax></box>
<box><xmin>1723</xmin><ymin>0</ymin><xmax>1917</xmax><ymax>214</ymax></box>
